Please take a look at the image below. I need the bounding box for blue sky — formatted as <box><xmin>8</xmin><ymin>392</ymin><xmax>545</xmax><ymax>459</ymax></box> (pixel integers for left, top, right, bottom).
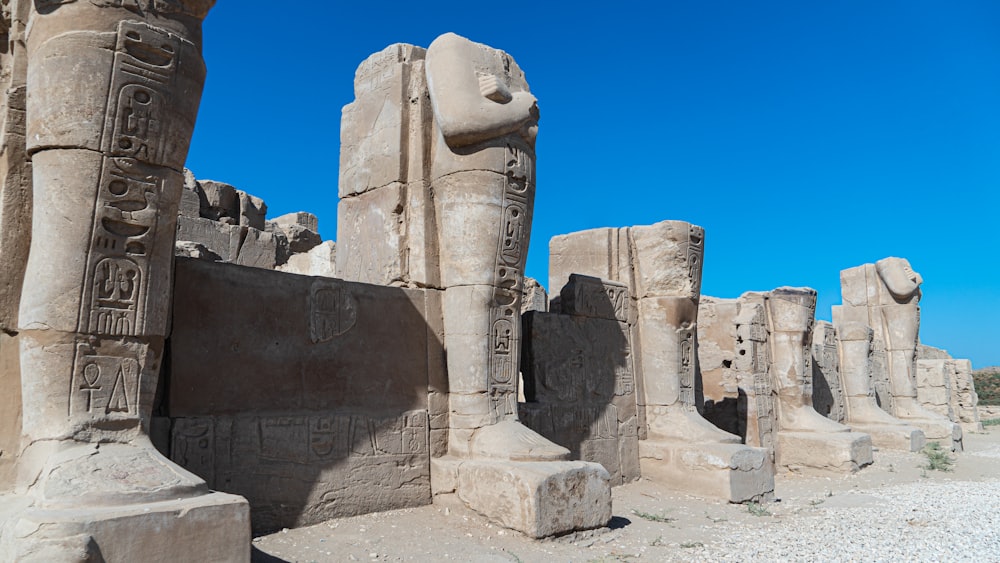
<box><xmin>185</xmin><ymin>1</ymin><xmax>1000</xmax><ymax>367</ymax></box>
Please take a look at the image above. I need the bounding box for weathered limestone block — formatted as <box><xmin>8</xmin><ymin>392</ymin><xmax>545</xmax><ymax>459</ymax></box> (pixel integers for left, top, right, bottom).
<box><xmin>832</xmin><ymin>319</ymin><xmax>925</xmax><ymax>452</ymax></box>
<box><xmin>951</xmin><ymin>359</ymin><xmax>984</xmax><ymax>432</ymax></box>
<box><xmin>549</xmin><ymin>222</ymin><xmax>773</xmax><ymax>502</ymax></box>
<box><xmin>234</xmin><ymin>227</ymin><xmax>280</xmax><ymax>269</ymax></box>
<box><xmin>278</xmin><ymin>239</ymin><xmax>336</xmax><ymax>278</ymax></box>
<box><xmin>336</xmin><ymin>43</ymin><xmax>438</xmax><ymax>289</ymax></box>
<box><xmin>916</xmin><ymin>359</ymin><xmax>955</xmax><ymax>419</ymax></box>
<box><xmin>838</xmin><ymin>259</ymin><xmax>962</xmax><ymax>450</ymax></box>
<box><xmin>167</xmin><ymin>258</ymin><xmax>438</xmax><ymax>532</ymax></box>
<box><xmin>456</xmin><ymin>460</ymin><xmax>611</xmax><ymax>539</ymax></box>
<box><xmin>2</xmin><ymin>3</ymin><xmax>250</xmax><ymax>560</ymax></box>
<box><xmin>520</xmin><ymin>277</ymin><xmax>640</xmax><ymax>486</ymax></box>
<box><xmin>176</xmin><ymin>214</ymin><xmax>237</xmax><ymax>261</ymax></box>
<box><xmin>520</xmin><ymin>276</ymin><xmax>547</xmax><ymax>313</ymax></box>
<box><xmin>270</xmin><ymin>211</ymin><xmax>322</xmax><ymax>254</ymax></box>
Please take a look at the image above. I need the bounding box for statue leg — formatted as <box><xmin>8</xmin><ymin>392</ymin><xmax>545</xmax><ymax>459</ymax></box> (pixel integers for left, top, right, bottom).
<box><xmin>2</xmin><ymin>4</ymin><xmax>249</xmax><ymax>559</ymax></box>
<box><xmin>434</xmin><ymin>169</ymin><xmax>567</xmax><ymax>461</ymax></box>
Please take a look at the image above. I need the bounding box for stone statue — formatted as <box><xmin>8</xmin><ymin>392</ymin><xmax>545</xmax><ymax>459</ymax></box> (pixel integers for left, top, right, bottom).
<box><xmin>424</xmin><ymin>32</ymin><xmax>562</xmax><ymax>461</ymax></box>
<box><xmin>837</xmin><ymin>257</ymin><xmax>962</xmax><ymax>450</ymax></box>
<box><xmin>0</xmin><ymin>1</ymin><xmax>249</xmax><ymax>559</ymax></box>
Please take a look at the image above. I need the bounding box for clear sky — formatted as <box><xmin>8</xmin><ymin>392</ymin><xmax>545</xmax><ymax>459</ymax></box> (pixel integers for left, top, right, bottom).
<box><xmin>185</xmin><ymin>1</ymin><xmax>1000</xmax><ymax>367</ymax></box>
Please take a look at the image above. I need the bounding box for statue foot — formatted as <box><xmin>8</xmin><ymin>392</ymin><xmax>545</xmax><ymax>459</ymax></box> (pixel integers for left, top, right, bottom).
<box><xmin>646</xmin><ymin>406</ymin><xmax>742</xmax><ymax>444</ymax></box>
<box><xmin>845</xmin><ymin>397</ymin><xmax>910</xmax><ymax>426</ymax></box>
<box><xmin>23</xmin><ymin>439</ymin><xmax>207</xmax><ymax>509</ymax></box>
<box><xmin>778</xmin><ymin>403</ymin><xmax>851</xmax><ymax>433</ymax></box>
<box><xmin>469</xmin><ymin>420</ymin><xmax>570</xmax><ymax>462</ymax></box>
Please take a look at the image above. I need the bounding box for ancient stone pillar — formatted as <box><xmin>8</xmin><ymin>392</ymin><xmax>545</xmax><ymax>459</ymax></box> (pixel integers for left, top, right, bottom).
<box><xmin>0</xmin><ymin>2</ymin><xmax>249</xmax><ymax>560</ymax></box>
<box><xmin>837</xmin><ymin>258</ymin><xmax>962</xmax><ymax>450</ymax></box>
<box><xmin>835</xmin><ymin>320</ymin><xmax>925</xmax><ymax>451</ymax></box>
<box><xmin>549</xmin><ymin>221</ymin><xmax>774</xmax><ymax>502</ymax></box>
<box><xmin>738</xmin><ymin>288</ymin><xmax>873</xmax><ymax>474</ymax></box>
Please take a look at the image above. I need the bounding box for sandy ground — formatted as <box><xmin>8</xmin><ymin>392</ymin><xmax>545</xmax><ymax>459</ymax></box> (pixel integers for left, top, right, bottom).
<box><xmin>252</xmin><ymin>422</ymin><xmax>1000</xmax><ymax>563</ymax></box>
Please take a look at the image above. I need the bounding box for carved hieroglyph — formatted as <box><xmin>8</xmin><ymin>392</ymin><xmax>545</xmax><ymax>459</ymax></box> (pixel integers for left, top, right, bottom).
<box><xmin>837</xmin><ymin>258</ymin><xmax>962</xmax><ymax>450</ymax></box>
<box><xmin>1</xmin><ymin>3</ymin><xmax>249</xmax><ymax>561</ymax></box>
<box><xmin>811</xmin><ymin>321</ymin><xmax>845</xmax><ymax>423</ymax></box>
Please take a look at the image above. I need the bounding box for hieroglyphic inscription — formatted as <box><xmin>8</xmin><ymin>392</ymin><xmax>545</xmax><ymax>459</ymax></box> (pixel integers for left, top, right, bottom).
<box><xmin>78</xmin><ymin>22</ymin><xmax>185</xmax><ymax>337</ymax></box>
<box><xmin>309</xmin><ymin>280</ymin><xmax>358</xmax><ymax>343</ymax></box>
<box><xmin>812</xmin><ymin>324</ymin><xmax>845</xmax><ymax>422</ymax></box>
<box><xmin>68</xmin><ymin>340</ymin><xmax>141</xmax><ymax>419</ymax></box>
<box><xmin>677</xmin><ymin>326</ymin><xmax>696</xmax><ymax>406</ymax></box>
<box><xmin>487</xmin><ymin>141</ymin><xmax>533</xmax><ymax>422</ymax></box>
<box><xmin>869</xmin><ymin>336</ymin><xmax>893</xmax><ymax>412</ymax></box>
<box><xmin>686</xmin><ymin>224</ymin><xmax>704</xmax><ymax>295</ymax></box>
<box><xmin>739</xmin><ymin>304</ymin><xmax>775</xmax><ymax>454</ymax></box>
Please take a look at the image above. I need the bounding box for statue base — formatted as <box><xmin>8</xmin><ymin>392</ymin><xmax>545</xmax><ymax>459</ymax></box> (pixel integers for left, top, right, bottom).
<box><xmin>776</xmin><ymin>431</ymin><xmax>873</xmax><ymax>474</ymax></box>
<box><xmin>432</xmin><ymin>457</ymin><xmax>611</xmax><ymax>538</ymax></box>
<box><xmin>847</xmin><ymin>422</ymin><xmax>925</xmax><ymax>452</ymax></box>
<box><xmin>638</xmin><ymin>440</ymin><xmax>774</xmax><ymax>503</ymax></box>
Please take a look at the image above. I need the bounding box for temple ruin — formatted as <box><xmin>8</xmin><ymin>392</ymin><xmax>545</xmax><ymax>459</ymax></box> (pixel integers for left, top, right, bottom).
<box><xmin>0</xmin><ymin>5</ymin><xmax>986</xmax><ymax>560</ymax></box>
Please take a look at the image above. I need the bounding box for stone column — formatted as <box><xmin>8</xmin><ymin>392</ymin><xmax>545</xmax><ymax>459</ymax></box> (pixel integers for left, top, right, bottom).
<box><xmin>425</xmin><ymin>32</ymin><xmax>610</xmax><ymax>538</ymax></box>
<box><xmin>1</xmin><ymin>2</ymin><xmax>249</xmax><ymax>560</ymax></box>
<box><xmin>835</xmin><ymin>320</ymin><xmax>925</xmax><ymax>451</ymax></box>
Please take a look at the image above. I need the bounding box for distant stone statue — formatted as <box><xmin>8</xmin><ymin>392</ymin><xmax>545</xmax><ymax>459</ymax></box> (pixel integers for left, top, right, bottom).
<box><xmin>0</xmin><ymin>1</ymin><xmax>249</xmax><ymax>559</ymax></box>
<box><xmin>836</xmin><ymin>257</ymin><xmax>962</xmax><ymax>451</ymax></box>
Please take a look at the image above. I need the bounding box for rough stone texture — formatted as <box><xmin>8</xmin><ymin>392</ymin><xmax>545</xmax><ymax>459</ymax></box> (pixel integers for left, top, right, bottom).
<box><xmin>456</xmin><ymin>460</ymin><xmax>612</xmax><ymax>538</ymax></box>
<box><xmin>166</xmin><ymin>258</ymin><xmax>439</xmax><ymax>532</ymax></box>
<box><xmin>951</xmin><ymin>359</ymin><xmax>984</xmax><ymax>432</ymax></box>
<box><xmin>916</xmin><ymin>359</ymin><xmax>956</xmax><ymax>420</ymax></box>
<box><xmin>0</xmin><ymin>333</ymin><xmax>22</xmax><ymax>490</ymax></box>
<box><xmin>278</xmin><ymin>239</ymin><xmax>336</xmax><ymax>278</ymax></box>
<box><xmin>520</xmin><ymin>297</ymin><xmax>640</xmax><ymax>486</ymax></box>
<box><xmin>811</xmin><ymin>321</ymin><xmax>845</xmax><ymax>422</ymax></box>
<box><xmin>547</xmin><ymin>223</ymin><xmax>774</xmax><ymax>502</ymax></box>
<box><xmin>336</xmin><ymin>43</ymin><xmax>438</xmax><ymax>289</ymax></box>
<box><xmin>838</xmin><ymin>259</ymin><xmax>963</xmax><ymax>451</ymax></box>
<box><xmin>1</xmin><ymin>490</ymin><xmax>249</xmax><ymax>563</ymax></box>
<box><xmin>521</xmin><ymin>276</ymin><xmax>547</xmax><ymax>313</ymax></box>
<box><xmin>270</xmin><ymin>212</ymin><xmax>322</xmax><ymax>254</ymax></box>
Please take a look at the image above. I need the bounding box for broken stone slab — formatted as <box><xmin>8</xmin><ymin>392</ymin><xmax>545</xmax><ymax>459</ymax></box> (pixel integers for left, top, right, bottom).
<box><xmin>455</xmin><ymin>460</ymin><xmax>611</xmax><ymax>538</ymax></box>
<box><xmin>234</xmin><ymin>227</ymin><xmax>280</xmax><ymax>269</ymax></box>
<box><xmin>521</xmin><ymin>277</ymin><xmax>547</xmax><ymax>313</ymax></box>
<box><xmin>0</xmin><ymin>489</ymin><xmax>249</xmax><ymax>562</ymax></box>
<box><xmin>268</xmin><ymin>212</ymin><xmax>322</xmax><ymax>254</ymax></box>
<box><xmin>776</xmin><ymin>431</ymin><xmax>874</xmax><ymax>475</ymax></box>
<box><xmin>278</xmin><ymin>240</ymin><xmax>336</xmax><ymax>278</ymax></box>
<box><xmin>174</xmin><ymin>241</ymin><xmax>221</xmax><ymax>261</ymax></box>
<box><xmin>176</xmin><ymin>215</ymin><xmax>239</xmax><ymax>262</ymax></box>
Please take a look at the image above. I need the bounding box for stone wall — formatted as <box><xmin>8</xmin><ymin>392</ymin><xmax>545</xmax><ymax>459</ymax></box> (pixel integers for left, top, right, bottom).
<box><xmin>160</xmin><ymin>258</ymin><xmax>443</xmax><ymax>532</ymax></box>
